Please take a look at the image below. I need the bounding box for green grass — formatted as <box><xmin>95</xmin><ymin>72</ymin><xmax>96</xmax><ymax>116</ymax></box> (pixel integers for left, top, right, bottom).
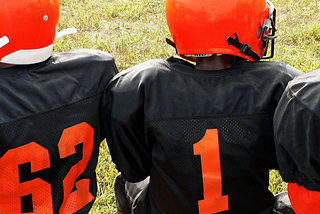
<box><xmin>271</xmin><ymin>0</ymin><xmax>320</xmax><ymax>71</ymax></box>
<box><xmin>55</xmin><ymin>0</ymin><xmax>170</xmax><ymax>71</ymax></box>
<box><xmin>53</xmin><ymin>0</ymin><xmax>320</xmax><ymax>213</ymax></box>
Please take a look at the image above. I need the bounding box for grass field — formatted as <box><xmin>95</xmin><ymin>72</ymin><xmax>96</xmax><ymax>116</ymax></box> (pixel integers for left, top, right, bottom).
<box><xmin>53</xmin><ymin>0</ymin><xmax>320</xmax><ymax>213</ymax></box>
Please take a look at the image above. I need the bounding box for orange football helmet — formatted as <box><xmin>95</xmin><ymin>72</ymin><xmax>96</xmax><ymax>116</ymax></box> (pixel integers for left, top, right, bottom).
<box><xmin>166</xmin><ymin>0</ymin><xmax>277</xmax><ymax>61</ymax></box>
<box><xmin>0</xmin><ymin>0</ymin><xmax>76</xmax><ymax>65</ymax></box>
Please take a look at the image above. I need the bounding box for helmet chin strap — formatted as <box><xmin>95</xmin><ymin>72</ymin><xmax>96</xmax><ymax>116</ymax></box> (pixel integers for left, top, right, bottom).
<box><xmin>0</xmin><ymin>27</ymin><xmax>77</xmax><ymax>49</ymax></box>
<box><xmin>227</xmin><ymin>33</ymin><xmax>260</xmax><ymax>61</ymax></box>
<box><xmin>227</xmin><ymin>1</ymin><xmax>277</xmax><ymax>61</ymax></box>
<box><xmin>55</xmin><ymin>27</ymin><xmax>77</xmax><ymax>40</ymax></box>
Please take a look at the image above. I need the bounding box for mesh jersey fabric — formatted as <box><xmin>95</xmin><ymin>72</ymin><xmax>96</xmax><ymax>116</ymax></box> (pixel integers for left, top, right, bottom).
<box><xmin>0</xmin><ymin>49</ymin><xmax>118</xmax><ymax>214</ymax></box>
<box><xmin>104</xmin><ymin>57</ymin><xmax>302</xmax><ymax>214</ymax></box>
<box><xmin>274</xmin><ymin>68</ymin><xmax>320</xmax><ymax>214</ymax></box>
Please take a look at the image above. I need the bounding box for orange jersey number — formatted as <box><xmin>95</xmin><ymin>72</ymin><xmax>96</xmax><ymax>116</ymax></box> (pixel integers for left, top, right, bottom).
<box><xmin>193</xmin><ymin>129</ymin><xmax>229</xmax><ymax>214</ymax></box>
<box><xmin>0</xmin><ymin>122</ymin><xmax>94</xmax><ymax>214</ymax></box>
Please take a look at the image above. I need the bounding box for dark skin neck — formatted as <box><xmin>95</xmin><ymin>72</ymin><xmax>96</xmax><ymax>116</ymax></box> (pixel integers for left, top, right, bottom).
<box><xmin>0</xmin><ymin>63</ymin><xmax>15</xmax><ymax>68</ymax></box>
<box><xmin>195</xmin><ymin>54</ymin><xmax>237</xmax><ymax>70</ymax></box>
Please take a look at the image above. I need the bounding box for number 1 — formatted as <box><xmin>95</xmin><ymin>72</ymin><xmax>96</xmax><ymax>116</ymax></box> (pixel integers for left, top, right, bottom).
<box><xmin>193</xmin><ymin>129</ymin><xmax>229</xmax><ymax>214</ymax></box>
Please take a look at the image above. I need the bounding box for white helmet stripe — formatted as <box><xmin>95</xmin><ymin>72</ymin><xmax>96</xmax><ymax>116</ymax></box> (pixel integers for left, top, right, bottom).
<box><xmin>1</xmin><ymin>44</ymin><xmax>53</xmax><ymax>64</ymax></box>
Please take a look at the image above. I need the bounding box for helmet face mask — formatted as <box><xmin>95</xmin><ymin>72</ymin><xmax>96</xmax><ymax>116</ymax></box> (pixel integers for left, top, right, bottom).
<box><xmin>166</xmin><ymin>0</ymin><xmax>277</xmax><ymax>61</ymax></box>
<box><xmin>261</xmin><ymin>1</ymin><xmax>277</xmax><ymax>59</ymax></box>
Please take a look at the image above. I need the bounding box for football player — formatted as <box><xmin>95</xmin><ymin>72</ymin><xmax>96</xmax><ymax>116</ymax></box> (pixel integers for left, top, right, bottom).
<box><xmin>274</xmin><ymin>66</ymin><xmax>320</xmax><ymax>214</ymax></box>
<box><xmin>0</xmin><ymin>0</ymin><xmax>118</xmax><ymax>213</ymax></box>
<box><xmin>103</xmin><ymin>0</ymin><xmax>303</xmax><ymax>213</ymax></box>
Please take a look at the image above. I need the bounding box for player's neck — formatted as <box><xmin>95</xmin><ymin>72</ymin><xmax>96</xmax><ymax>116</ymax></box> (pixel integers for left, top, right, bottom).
<box><xmin>195</xmin><ymin>55</ymin><xmax>236</xmax><ymax>71</ymax></box>
<box><xmin>0</xmin><ymin>63</ymin><xmax>15</xmax><ymax>68</ymax></box>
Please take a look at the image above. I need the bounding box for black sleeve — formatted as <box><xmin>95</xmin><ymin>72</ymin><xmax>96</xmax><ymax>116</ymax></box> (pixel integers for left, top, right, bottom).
<box><xmin>270</xmin><ymin>63</ymin><xmax>303</xmax><ymax>170</ymax></box>
<box><xmin>274</xmin><ymin>80</ymin><xmax>320</xmax><ymax>191</ymax></box>
<box><xmin>101</xmin><ymin>73</ymin><xmax>152</xmax><ymax>182</ymax></box>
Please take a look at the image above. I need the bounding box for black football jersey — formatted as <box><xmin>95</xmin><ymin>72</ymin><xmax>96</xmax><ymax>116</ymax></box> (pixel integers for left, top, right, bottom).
<box><xmin>104</xmin><ymin>57</ymin><xmax>302</xmax><ymax>214</ymax></box>
<box><xmin>274</xmin><ymin>68</ymin><xmax>320</xmax><ymax>192</ymax></box>
<box><xmin>0</xmin><ymin>49</ymin><xmax>118</xmax><ymax>214</ymax></box>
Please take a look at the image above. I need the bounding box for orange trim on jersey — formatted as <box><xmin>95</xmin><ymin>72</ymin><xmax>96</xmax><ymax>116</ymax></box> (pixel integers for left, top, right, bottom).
<box><xmin>288</xmin><ymin>182</ymin><xmax>320</xmax><ymax>214</ymax></box>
